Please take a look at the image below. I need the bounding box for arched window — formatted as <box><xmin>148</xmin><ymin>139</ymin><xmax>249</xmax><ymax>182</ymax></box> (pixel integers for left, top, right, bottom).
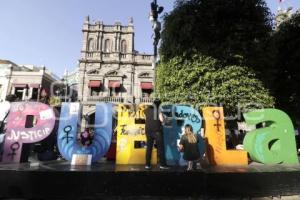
<box><xmin>104</xmin><ymin>39</ymin><xmax>111</xmax><ymax>52</ymax></box>
<box><xmin>121</xmin><ymin>40</ymin><xmax>127</xmax><ymax>53</ymax></box>
<box><xmin>88</xmin><ymin>38</ymin><xmax>95</xmax><ymax>51</ymax></box>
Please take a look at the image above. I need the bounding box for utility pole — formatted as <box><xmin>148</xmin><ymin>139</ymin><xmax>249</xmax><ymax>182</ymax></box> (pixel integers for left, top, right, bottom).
<box><xmin>64</xmin><ymin>69</ymin><xmax>68</xmax><ymax>102</ymax></box>
<box><xmin>149</xmin><ymin>0</ymin><xmax>164</xmax><ymax>97</ymax></box>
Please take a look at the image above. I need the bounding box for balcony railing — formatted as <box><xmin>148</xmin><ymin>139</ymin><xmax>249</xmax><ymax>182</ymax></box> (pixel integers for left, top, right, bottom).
<box><xmin>135</xmin><ymin>54</ymin><xmax>153</xmax><ymax>62</ymax></box>
<box><xmin>87</xmin><ymin>96</ymin><xmax>124</xmax><ymax>103</ymax></box>
<box><xmin>81</xmin><ymin>52</ymin><xmax>153</xmax><ymax>63</ymax></box>
<box><xmin>81</xmin><ymin>51</ymin><xmax>101</xmax><ymax>60</ymax></box>
<box><xmin>85</xmin><ymin>96</ymin><xmax>155</xmax><ymax>104</ymax></box>
<box><xmin>138</xmin><ymin>97</ymin><xmax>154</xmax><ymax>104</ymax></box>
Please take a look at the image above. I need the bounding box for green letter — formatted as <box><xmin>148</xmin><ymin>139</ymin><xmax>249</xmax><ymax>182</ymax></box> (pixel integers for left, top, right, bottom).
<box><xmin>243</xmin><ymin>109</ymin><xmax>298</xmax><ymax>164</ymax></box>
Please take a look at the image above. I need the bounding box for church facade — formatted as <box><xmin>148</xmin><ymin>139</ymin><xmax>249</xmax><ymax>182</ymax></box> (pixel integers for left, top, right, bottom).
<box><xmin>78</xmin><ymin>16</ymin><xmax>154</xmax><ymax>117</ymax></box>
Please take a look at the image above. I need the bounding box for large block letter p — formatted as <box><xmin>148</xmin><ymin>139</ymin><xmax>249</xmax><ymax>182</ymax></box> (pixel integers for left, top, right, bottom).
<box><xmin>2</xmin><ymin>102</ymin><xmax>55</xmax><ymax>163</ymax></box>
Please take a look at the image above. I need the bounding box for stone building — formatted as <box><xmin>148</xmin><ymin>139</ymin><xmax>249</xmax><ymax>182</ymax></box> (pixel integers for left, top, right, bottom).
<box><xmin>0</xmin><ymin>59</ymin><xmax>59</xmax><ymax>102</ymax></box>
<box><xmin>62</xmin><ymin>68</ymin><xmax>80</xmax><ymax>102</ymax></box>
<box><xmin>78</xmin><ymin>17</ymin><xmax>154</xmax><ymax>118</ymax></box>
<box><xmin>0</xmin><ymin>60</ymin><xmax>19</xmax><ymax>101</ymax></box>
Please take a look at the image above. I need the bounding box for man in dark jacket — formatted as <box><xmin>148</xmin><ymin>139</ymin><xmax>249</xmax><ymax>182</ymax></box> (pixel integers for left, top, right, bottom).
<box><xmin>144</xmin><ymin>99</ymin><xmax>169</xmax><ymax>169</ymax></box>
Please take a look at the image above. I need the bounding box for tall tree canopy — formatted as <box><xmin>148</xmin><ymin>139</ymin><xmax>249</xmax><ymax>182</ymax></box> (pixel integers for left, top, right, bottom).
<box><xmin>271</xmin><ymin>12</ymin><xmax>300</xmax><ymax>123</ymax></box>
<box><xmin>156</xmin><ymin>55</ymin><xmax>275</xmax><ymax>116</ymax></box>
<box><xmin>160</xmin><ymin>0</ymin><xmax>273</xmax><ymax>69</ymax></box>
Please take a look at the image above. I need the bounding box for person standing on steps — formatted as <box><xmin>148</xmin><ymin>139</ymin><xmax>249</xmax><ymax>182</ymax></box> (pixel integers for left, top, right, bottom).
<box><xmin>144</xmin><ymin>99</ymin><xmax>169</xmax><ymax>170</ymax></box>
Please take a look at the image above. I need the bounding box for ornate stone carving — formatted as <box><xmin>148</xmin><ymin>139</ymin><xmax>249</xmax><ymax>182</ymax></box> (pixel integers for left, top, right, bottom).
<box><xmin>105</xmin><ymin>70</ymin><xmax>123</xmax><ymax>77</ymax></box>
<box><xmin>138</xmin><ymin>72</ymin><xmax>152</xmax><ymax>78</ymax></box>
<box><xmin>87</xmin><ymin>69</ymin><xmax>100</xmax><ymax>75</ymax></box>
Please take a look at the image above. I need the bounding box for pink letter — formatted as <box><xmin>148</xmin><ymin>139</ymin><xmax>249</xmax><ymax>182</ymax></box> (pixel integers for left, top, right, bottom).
<box><xmin>2</xmin><ymin>102</ymin><xmax>55</xmax><ymax>163</ymax></box>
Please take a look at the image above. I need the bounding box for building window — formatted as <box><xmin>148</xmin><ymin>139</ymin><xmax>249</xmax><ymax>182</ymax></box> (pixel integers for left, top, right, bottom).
<box><xmin>121</xmin><ymin>40</ymin><xmax>127</xmax><ymax>53</ymax></box>
<box><xmin>104</xmin><ymin>39</ymin><xmax>111</xmax><ymax>53</ymax></box>
<box><xmin>29</xmin><ymin>84</ymin><xmax>40</xmax><ymax>101</ymax></box>
<box><xmin>140</xmin><ymin>82</ymin><xmax>153</xmax><ymax>98</ymax></box>
<box><xmin>90</xmin><ymin>87</ymin><xmax>101</xmax><ymax>96</ymax></box>
<box><xmin>142</xmin><ymin>89</ymin><xmax>152</xmax><ymax>98</ymax></box>
<box><xmin>31</xmin><ymin>88</ymin><xmax>39</xmax><ymax>100</ymax></box>
<box><xmin>88</xmin><ymin>38</ymin><xmax>95</xmax><ymax>51</ymax></box>
<box><xmin>108</xmin><ymin>80</ymin><xmax>121</xmax><ymax>97</ymax></box>
<box><xmin>109</xmin><ymin>88</ymin><xmax>120</xmax><ymax>97</ymax></box>
<box><xmin>88</xmin><ymin>80</ymin><xmax>102</xmax><ymax>96</ymax></box>
<box><xmin>14</xmin><ymin>87</ymin><xmax>25</xmax><ymax>100</ymax></box>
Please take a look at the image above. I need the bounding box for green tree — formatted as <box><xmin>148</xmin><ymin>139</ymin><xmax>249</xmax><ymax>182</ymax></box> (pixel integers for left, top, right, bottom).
<box><xmin>156</xmin><ymin>55</ymin><xmax>275</xmax><ymax>116</ymax></box>
<box><xmin>160</xmin><ymin>0</ymin><xmax>273</xmax><ymax>70</ymax></box>
<box><xmin>270</xmin><ymin>12</ymin><xmax>300</xmax><ymax>123</ymax></box>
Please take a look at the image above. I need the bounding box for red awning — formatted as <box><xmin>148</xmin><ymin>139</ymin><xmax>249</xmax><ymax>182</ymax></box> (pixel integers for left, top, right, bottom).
<box><xmin>108</xmin><ymin>80</ymin><xmax>121</xmax><ymax>88</ymax></box>
<box><xmin>13</xmin><ymin>84</ymin><xmax>27</xmax><ymax>88</ymax></box>
<box><xmin>140</xmin><ymin>82</ymin><xmax>153</xmax><ymax>89</ymax></box>
<box><xmin>29</xmin><ymin>84</ymin><xmax>40</xmax><ymax>88</ymax></box>
<box><xmin>88</xmin><ymin>80</ymin><xmax>102</xmax><ymax>88</ymax></box>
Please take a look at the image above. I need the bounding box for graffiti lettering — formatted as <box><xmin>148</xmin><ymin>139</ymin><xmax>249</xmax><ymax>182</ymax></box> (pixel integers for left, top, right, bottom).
<box><xmin>6</xmin><ymin>128</ymin><xmax>51</xmax><ymax>141</ymax></box>
<box><xmin>176</xmin><ymin>110</ymin><xmax>201</xmax><ymax>123</ymax></box>
<box><xmin>120</xmin><ymin>125</ymin><xmax>127</xmax><ymax>135</ymax></box>
<box><xmin>116</xmin><ymin>104</ymin><xmax>151</xmax><ymax>164</ymax></box>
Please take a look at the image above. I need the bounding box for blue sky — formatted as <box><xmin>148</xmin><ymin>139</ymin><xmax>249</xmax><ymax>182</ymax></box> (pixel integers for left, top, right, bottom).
<box><xmin>0</xmin><ymin>0</ymin><xmax>299</xmax><ymax>77</ymax></box>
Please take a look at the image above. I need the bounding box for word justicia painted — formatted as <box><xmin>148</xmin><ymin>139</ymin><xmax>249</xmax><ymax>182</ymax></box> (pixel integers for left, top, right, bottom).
<box><xmin>0</xmin><ymin>102</ymin><xmax>298</xmax><ymax>165</ymax></box>
<box><xmin>7</xmin><ymin>128</ymin><xmax>51</xmax><ymax>141</ymax></box>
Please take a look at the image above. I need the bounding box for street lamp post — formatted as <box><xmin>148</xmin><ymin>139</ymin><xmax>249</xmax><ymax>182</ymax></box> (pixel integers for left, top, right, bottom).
<box><xmin>149</xmin><ymin>0</ymin><xmax>164</xmax><ymax>97</ymax></box>
<box><xmin>64</xmin><ymin>69</ymin><xmax>69</xmax><ymax>102</ymax></box>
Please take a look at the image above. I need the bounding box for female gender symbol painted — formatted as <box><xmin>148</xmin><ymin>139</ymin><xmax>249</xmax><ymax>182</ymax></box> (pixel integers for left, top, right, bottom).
<box><xmin>57</xmin><ymin>103</ymin><xmax>112</xmax><ymax>162</ymax></box>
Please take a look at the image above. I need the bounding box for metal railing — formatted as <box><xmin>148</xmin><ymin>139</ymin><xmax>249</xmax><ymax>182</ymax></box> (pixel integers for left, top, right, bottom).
<box><xmin>87</xmin><ymin>96</ymin><xmax>124</xmax><ymax>103</ymax></box>
<box><xmin>139</xmin><ymin>97</ymin><xmax>154</xmax><ymax>104</ymax></box>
